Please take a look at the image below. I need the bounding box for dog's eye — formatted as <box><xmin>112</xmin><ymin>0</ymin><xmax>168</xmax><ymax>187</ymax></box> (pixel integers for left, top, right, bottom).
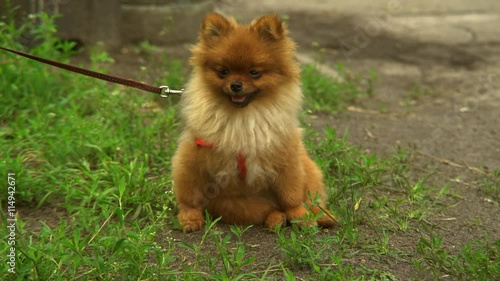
<box><xmin>218</xmin><ymin>69</ymin><xmax>229</xmax><ymax>78</ymax></box>
<box><xmin>249</xmin><ymin>69</ymin><xmax>262</xmax><ymax>79</ymax></box>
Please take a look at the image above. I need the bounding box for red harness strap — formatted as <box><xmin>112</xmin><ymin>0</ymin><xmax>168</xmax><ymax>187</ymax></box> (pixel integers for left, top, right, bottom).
<box><xmin>195</xmin><ymin>137</ymin><xmax>214</xmax><ymax>148</ymax></box>
<box><xmin>195</xmin><ymin>138</ymin><xmax>247</xmax><ymax>179</ymax></box>
<box><xmin>237</xmin><ymin>153</ymin><xmax>247</xmax><ymax>179</ymax></box>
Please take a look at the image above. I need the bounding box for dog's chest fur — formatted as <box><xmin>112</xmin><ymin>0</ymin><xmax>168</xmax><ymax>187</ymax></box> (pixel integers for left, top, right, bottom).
<box><xmin>181</xmin><ymin>76</ymin><xmax>303</xmax><ymax>187</ymax></box>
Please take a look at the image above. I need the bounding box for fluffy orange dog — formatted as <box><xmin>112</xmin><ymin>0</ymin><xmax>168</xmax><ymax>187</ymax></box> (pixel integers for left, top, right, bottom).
<box><xmin>172</xmin><ymin>13</ymin><xmax>336</xmax><ymax>232</ymax></box>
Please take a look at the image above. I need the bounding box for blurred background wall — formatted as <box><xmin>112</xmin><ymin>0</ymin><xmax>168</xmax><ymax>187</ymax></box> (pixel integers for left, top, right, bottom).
<box><xmin>3</xmin><ymin>0</ymin><xmax>214</xmax><ymax>48</ymax></box>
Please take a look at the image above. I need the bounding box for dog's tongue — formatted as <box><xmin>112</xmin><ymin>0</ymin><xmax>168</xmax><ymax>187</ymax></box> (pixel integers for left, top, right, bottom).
<box><xmin>231</xmin><ymin>95</ymin><xmax>247</xmax><ymax>103</ymax></box>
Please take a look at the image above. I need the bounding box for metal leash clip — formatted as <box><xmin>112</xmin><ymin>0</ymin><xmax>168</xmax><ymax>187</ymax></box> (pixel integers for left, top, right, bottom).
<box><xmin>159</xmin><ymin>85</ymin><xmax>184</xmax><ymax>98</ymax></box>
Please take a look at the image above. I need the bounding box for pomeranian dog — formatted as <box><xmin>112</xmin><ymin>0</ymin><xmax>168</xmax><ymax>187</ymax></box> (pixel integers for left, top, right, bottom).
<box><xmin>172</xmin><ymin>13</ymin><xmax>337</xmax><ymax>232</ymax></box>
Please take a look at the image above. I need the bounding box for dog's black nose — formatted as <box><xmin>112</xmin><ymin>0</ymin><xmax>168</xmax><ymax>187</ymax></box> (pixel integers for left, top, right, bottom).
<box><xmin>230</xmin><ymin>81</ymin><xmax>243</xmax><ymax>93</ymax></box>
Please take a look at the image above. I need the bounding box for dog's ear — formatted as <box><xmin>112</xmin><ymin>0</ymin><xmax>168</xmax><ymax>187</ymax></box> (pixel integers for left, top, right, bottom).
<box><xmin>250</xmin><ymin>14</ymin><xmax>286</xmax><ymax>41</ymax></box>
<box><xmin>200</xmin><ymin>13</ymin><xmax>235</xmax><ymax>43</ymax></box>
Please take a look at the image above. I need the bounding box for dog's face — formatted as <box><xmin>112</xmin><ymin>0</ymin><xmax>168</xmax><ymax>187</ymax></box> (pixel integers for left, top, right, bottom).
<box><xmin>191</xmin><ymin>13</ymin><xmax>299</xmax><ymax>108</ymax></box>
<box><xmin>209</xmin><ymin>58</ymin><xmax>263</xmax><ymax>108</ymax></box>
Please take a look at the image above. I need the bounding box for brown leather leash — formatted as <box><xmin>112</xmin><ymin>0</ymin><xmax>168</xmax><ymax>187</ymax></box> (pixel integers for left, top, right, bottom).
<box><xmin>0</xmin><ymin>46</ymin><xmax>183</xmax><ymax>98</ymax></box>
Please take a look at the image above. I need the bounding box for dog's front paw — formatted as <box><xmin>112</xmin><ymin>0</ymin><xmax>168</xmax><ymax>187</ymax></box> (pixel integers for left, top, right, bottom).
<box><xmin>264</xmin><ymin>210</ymin><xmax>287</xmax><ymax>229</ymax></box>
<box><xmin>285</xmin><ymin>205</ymin><xmax>317</xmax><ymax>228</ymax></box>
<box><xmin>178</xmin><ymin>208</ymin><xmax>205</xmax><ymax>233</ymax></box>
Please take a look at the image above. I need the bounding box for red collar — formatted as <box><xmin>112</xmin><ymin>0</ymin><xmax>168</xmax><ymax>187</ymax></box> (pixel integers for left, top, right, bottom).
<box><xmin>195</xmin><ymin>138</ymin><xmax>246</xmax><ymax>179</ymax></box>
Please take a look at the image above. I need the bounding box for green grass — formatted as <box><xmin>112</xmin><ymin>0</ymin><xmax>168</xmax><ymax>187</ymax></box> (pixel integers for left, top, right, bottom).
<box><xmin>479</xmin><ymin>172</ymin><xmax>500</xmax><ymax>205</ymax></box>
<box><xmin>1</xmin><ymin>10</ymin><xmax>499</xmax><ymax>281</ymax></box>
<box><xmin>414</xmin><ymin>226</ymin><xmax>500</xmax><ymax>280</ymax></box>
<box><xmin>301</xmin><ymin>63</ymin><xmax>369</xmax><ymax>113</ymax></box>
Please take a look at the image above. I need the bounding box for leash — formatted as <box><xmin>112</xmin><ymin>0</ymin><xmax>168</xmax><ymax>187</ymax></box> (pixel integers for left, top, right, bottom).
<box><xmin>0</xmin><ymin>46</ymin><xmax>184</xmax><ymax>98</ymax></box>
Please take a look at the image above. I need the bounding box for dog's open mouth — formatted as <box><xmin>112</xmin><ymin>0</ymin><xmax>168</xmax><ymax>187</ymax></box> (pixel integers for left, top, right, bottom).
<box><xmin>229</xmin><ymin>91</ymin><xmax>258</xmax><ymax>108</ymax></box>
